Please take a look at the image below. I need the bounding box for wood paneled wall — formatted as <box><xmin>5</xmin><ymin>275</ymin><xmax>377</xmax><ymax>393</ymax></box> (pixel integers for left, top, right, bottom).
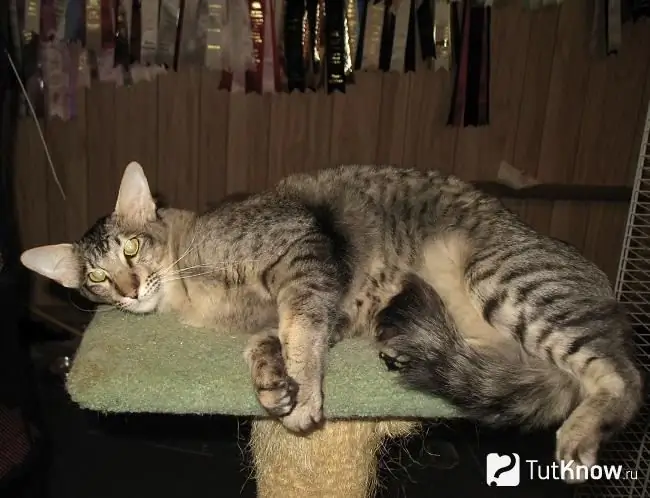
<box><xmin>12</xmin><ymin>2</ymin><xmax>650</xmax><ymax>308</ymax></box>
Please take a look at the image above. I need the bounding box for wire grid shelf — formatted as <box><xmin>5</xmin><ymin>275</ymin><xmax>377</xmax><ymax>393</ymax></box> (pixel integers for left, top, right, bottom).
<box><xmin>575</xmin><ymin>100</ymin><xmax>650</xmax><ymax>497</ymax></box>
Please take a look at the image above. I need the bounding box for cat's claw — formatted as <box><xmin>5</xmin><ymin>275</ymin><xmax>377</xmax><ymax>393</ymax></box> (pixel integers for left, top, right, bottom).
<box><xmin>256</xmin><ymin>377</ymin><xmax>298</xmax><ymax>417</ymax></box>
<box><xmin>555</xmin><ymin>418</ymin><xmax>600</xmax><ymax>484</ymax></box>
<box><xmin>280</xmin><ymin>390</ymin><xmax>324</xmax><ymax>433</ymax></box>
<box><xmin>379</xmin><ymin>347</ymin><xmax>412</xmax><ymax>371</ymax></box>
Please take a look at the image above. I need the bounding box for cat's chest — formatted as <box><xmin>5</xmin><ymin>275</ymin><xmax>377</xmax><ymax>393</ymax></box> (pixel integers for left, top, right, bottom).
<box><xmin>165</xmin><ymin>279</ymin><xmax>276</xmax><ymax>333</ymax></box>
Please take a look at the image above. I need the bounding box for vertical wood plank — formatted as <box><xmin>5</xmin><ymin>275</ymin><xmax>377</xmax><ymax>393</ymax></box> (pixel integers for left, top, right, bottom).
<box><xmin>198</xmin><ymin>70</ymin><xmax>229</xmax><ymax>210</ymax></box>
<box><xmin>537</xmin><ymin>1</ymin><xmax>591</xmax><ymax>183</ymax></box>
<box><xmin>478</xmin><ymin>1</ymin><xmax>531</xmax><ymax>177</ymax></box>
<box><xmin>548</xmin><ymin>201</ymin><xmax>590</xmax><ymax>252</ymax></box>
<box><xmin>375</xmin><ymin>72</ymin><xmax>412</xmax><ymax>165</ymax></box>
<box><xmin>248</xmin><ymin>93</ymin><xmax>271</xmax><ymax>192</ymax></box>
<box><xmin>413</xmin><ymin>70</ymin><xmax>457</xmax><ymax>173</ymax></box>
<box><xmin>304</xmin><ymin>91</ymin><xmax>333</xmax><ymax>172</ymax></box>
<box><xmin>330</xmin><ymin>71</ymin><xmax>383</xmax><ymax>164</ymax></box>
<box><xmin>44</xmin><ymin>117</ymin><xmax>69</xmax><ymax>246</ymax></box>
<box><xmin>226</xmin><ymin>93</ymin><xmax>249</xmax><ymax>194</ymax></box>
<box><xmin>626</xmin><ymin>42</ymin><xmax>650</xmax><ymax>183</ymax></box>
<box><xmin>13</xmin><ymin>119</ymin><xmax>51</xmax><ymax>305</ymax></box>
<box><xmin>86</xmin><ymin>83</ymin><xmax>117</xmax><ymax>221</ymax></box>
<box><xmin>157</xmin><ymin>70</ymin><xmax>201</xmax><ymax>210</ymax></box>
<box><xmin>583</xmin><ymin>203</ymin><xmax>629</xmax><ymax>281</ymax></box>
<box><xmin>512</xmin><ymin>7</ymin><xmax>559</xmax><ymax>178</ymax></box>
<box><xmin>521</xmin><ymin>200</ymin><xmax>554</xmax><ymax>236</ymax></box>
<box><xmin>114</xmin><ymin>78</ymin><xmax>159</xmax><ymax>195</ymax></box>
<box><xmin>591</xmin><ymin>19</ymin><xmax>650</xmax><ymax>185</ymax></box>
<box><xmin>268</xmin><ymin>91</ymin><xmax>308</xmax><ymax>185</ymax></box>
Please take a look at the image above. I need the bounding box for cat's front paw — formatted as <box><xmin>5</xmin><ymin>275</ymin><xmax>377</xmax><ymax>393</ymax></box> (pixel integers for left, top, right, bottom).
<box><xmin>245</xmin><ymin>331</ymin><xmax>298</xmax><ymax>417</ymax></box>
<box><xmin>256</xmin><ymin>376</ymin><xmax>299</xmax><ymax>418</ymax></box>
<box><xmin>280</xmin><ymin>387</ymin><xmax>323</xmax><ymax>433</ymax></box>
<box><xmin>555</xmin><ymin>416</ymin><xmax>601</xmax><ymax>484</ymax></box>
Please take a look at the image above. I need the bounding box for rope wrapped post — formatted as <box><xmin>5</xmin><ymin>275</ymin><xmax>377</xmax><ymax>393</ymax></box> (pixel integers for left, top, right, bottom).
<box><xmin>250</xmin><ymin>418</ymin><xmax>419</xmax><ymax>498</ymax></box>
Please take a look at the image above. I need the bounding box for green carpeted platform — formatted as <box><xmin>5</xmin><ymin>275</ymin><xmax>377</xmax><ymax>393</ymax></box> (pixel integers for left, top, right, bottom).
<box><xmin>66</xmin><ymin>309</ymin><xmax>460</xmax><ymax>419</ymax></box>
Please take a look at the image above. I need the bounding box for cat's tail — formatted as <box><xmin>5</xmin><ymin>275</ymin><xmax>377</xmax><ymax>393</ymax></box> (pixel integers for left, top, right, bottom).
<box><xmin>376</xmin><ymin>277</ymin><xmax>580</xmax><ymax>429</ymax></box>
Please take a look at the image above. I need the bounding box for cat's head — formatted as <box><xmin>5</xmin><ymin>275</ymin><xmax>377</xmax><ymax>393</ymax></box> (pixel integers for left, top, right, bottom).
<box><xmin>20</xmin><ymin>161</ymin><xmax>173</xmax><ymax>314</ymax></box>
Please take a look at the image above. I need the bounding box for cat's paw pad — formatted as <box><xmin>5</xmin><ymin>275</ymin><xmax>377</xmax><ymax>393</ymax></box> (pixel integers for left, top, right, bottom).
<box><xmin>555</xmin><ymin>420</ymin><xmax>601</xmax><ymax>484</ymax></box>
<box><xmin>256</xmin><ymin>376</ymin><xmax>298</xmax><ymax>418</ymax></box>
<box><xmin>379</xmin><ymin>346</ymin><xmax>412</xmax><ymax>371</ymax></box>
<box><xmin>280</xmin><ymin>390</ymin><xmax>323</xmax><ymax>434</ymax></box>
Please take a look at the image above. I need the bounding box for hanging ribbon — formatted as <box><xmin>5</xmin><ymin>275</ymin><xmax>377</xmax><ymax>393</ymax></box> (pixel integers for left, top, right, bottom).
<box><xmin>477</xmin><ymin>1</ymin><xmax>491</xmax><ymax>124</ymax></box>
<box><xmin>85</xmin><ymin>0</ymin><xmax>102</xmax><ymax>54</ymax></box>
<box><xmin>130</xmin><ymin>0</ymin><xmax>142</xmax><ymax>62</ymax></box>
<box><xmin>389</xmin><ymin>0</ymin><xmax>411</xmax><ymax>72</ymax></box>
<box><xmin>361</xmin><ymin>0</ymin><xmax>385</xmax><ymax>70</ymax></box>
<box><xmin>177</xmin><ymin>0</ymin><xmax>202</xmax><ymax>68</ymax></box>
<box><xmin>606</xmin><ymin>0</ymin><xmax>622</xmax><ymax>55</ymax></box>
<box><xmin>98</xmin><ymin>0</ymin><xmax>116</xmax><ymax>82</ymax></box>
<box><xmin>158</xmin><ymin>0</ymin><xmax>181</xmax><ymax>69</ymax></box>
<box><xmin>43</xmin><ymin>41</ymin><xmax>68</xmax><ymax>120</ymax></box>
<box><xmin>284</xmin><ymin>0</ymin><xmax>306</xmax><ymax>90</ymax></box>
<box><xmin>25</xmin><ymin>0</ymin><xmax>41</xmax><ymax>41</ymax></box>
<box><xmin>447</xmin><ymin>0</ymin><xmax>471</xmax><ymax>126</ymax></box>
<box><xmin>378</xmin><ymin>1</ymin><xmax>393</xmax><ymax>71</ymax></box>
<box><xmin>9</xmin><ymin>0</ymin><xmax>22</xmax><ymax>73</ymax></box>
<box><xmin>123</xmin><ymin>0</ymin><xmax>133</xmax><ymax>42</ymax></box>
<box><xmin>304</xmin><ymin>0</ymin><xmax>325</xmax><ymax>89</ymax></box>
<box><xmin>76</xmin><ymin>42</ymin><xmax>92</xmax><ymax>88</ymax></box>
<box><xmin>416</xmin><ymin>0</ymin><xmax>434</xmax><ymax>67</ymax></box>
<box><xmin>42</xmin><ymin>0</ymin><xmax>57</xmax><ymax>40</ymax></box>
<box><xmin>115</xmin><ymin>0</ymin><xmax>131</xmax><ymax>73</ymax></box>
<box><xmin>434</xmin><ymin>0</ymin><xmax>452</xmax><ymax>71</ymax></box>
<box><xmin>403</xmin><ymin>0</ymin><xmax>416</xmax><ymax>72</ymax></box>
<box><xmin>203</xmin><ymin>0</ymin><xmax>226</xmax><ymax>71</ymax></box>
<box><xmin>65</xmin><ymin>0</ymin><xmax>84</xmax><ymax>41</ymax></box>
<box><xmin>227</xmin><ymin>0</ymin><xmax>254</xmax><ymax>92</ymax></box>
<box><xmin>140</xmin><ymin>0</ymin><xmax>159</xmax><ymax>65</ymax></box>
<box><xmin>325</xmin><ymin>0</ymin><xmax>346</xmax><ymax>92</ymax></box>
<box><xmin>247</xmin><ymin>0</ymin><xmax>266</xmax><ymax>92</ymax></box>
<box><xmin>261</xmin><ymin>0</ymin><xmax>280</xmax><ymax>92</ymax></box>
<box><xmin>344</xmin><ymin>0</ymin><xmax>358</xmax><ymax>79</ymax></box>
<box><xmin>54</xmin><ymin>0</ymin><xmax>67</xmax><ymax>41</ymax></box>
<box><xmin>464</xmin><ymin>0</ymin><xmax>491</xmax><ymax>126</ymax></box>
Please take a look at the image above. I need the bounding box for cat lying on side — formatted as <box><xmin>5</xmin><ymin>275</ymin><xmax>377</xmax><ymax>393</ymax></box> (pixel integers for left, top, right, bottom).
<box><xmin>21</xmin><ymin>161</ymin><xmax>642</xmax><ymax>483</ymax></box>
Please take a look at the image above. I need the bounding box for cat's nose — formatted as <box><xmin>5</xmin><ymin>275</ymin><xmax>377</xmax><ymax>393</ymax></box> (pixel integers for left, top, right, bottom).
<box><xmin>125</xmin><ymin>287</ymin><xmax>139</xmax><ymax>299</ymax></box>
<box><xmin>126</xmin><ymin>275</ymin><xmax>140</xmax><ymax>299</ymax></box>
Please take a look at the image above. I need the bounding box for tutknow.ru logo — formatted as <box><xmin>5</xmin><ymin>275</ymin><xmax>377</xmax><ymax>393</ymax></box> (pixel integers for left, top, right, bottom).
<box><xmin>486</xmin><ymin>453</ymin><xmax>638</xmax><ymax>486</ymax></box>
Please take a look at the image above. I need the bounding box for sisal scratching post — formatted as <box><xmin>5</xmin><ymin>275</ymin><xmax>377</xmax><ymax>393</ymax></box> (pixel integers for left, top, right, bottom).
<box><xmin>250</xmin><ymin>418</ymin><xmax>419</xmax><ymax>498</ymax></box>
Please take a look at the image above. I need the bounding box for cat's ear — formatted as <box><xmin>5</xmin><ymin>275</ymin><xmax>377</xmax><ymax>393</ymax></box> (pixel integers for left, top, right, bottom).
<box><xmin>115</xmin><ymin>161</ymin><xmax>156</xmax><ymax>222</ymax></box>
<box><xmin>20</xmin><ymin>243</ymin><xmax>81</xmax><ymax>288</ymax></box>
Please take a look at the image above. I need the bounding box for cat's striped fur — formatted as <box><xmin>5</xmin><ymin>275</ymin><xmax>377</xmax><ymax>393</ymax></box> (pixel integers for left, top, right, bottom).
<box><xmin>20</xmin><ymin>163</ymin><xmax>642</xmax><ymax>483</ymax></box>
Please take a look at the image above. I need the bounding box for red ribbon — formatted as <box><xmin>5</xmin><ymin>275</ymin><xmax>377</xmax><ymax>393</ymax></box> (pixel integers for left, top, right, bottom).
<box><xmin>246</xmin><ymin>0</ymin><xmax>279</xmax><ymax>93</ymax></box>
<box><xmin>100</xmin><ymin>0</ymin><xmax>115</xmax><ymax>50</ymax></box>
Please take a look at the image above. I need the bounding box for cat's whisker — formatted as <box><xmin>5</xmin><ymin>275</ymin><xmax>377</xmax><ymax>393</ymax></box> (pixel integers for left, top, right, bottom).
<box><xmin>160</xmin><ymin>269</ymin><xmax>227</xmax><ymax>283</ymax></box>
<box><xmin>159</xmin><ymin>259</ymin><xmax>266</xmax><ymax>280</ymax></box>
<box><xmin>67</xmin><ymin>294</ymin><xmax>116</xmax><ymax>314</ymax></box>
<box><xmin>160</xmin><ymin>232</ymin><xmax>200</xmax><ymax>276</ymax></box>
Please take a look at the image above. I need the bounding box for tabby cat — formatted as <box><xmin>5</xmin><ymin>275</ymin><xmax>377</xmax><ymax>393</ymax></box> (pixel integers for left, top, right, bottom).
<box><xmin>21</xmin><ymin>162</ymin><xmax>642</xmax><ymax>483</ymax></box>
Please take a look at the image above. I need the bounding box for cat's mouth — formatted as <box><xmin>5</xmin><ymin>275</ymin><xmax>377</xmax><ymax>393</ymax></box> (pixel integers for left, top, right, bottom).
<box><xmin>118</xmin><ymin>293</ymin><xmax>160</xmax><ymax>314</ymax></box>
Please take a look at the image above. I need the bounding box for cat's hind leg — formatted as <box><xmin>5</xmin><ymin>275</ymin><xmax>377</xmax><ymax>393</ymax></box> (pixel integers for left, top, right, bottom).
<box><xmin>244</xmin><ymin>329</ymin><xmax>298</xmax><ymax>418</ymax></box>
<box><xmin>547</xmin><ymin>329</ymin><xmax>643</xmax><ymax>483</ymax></box>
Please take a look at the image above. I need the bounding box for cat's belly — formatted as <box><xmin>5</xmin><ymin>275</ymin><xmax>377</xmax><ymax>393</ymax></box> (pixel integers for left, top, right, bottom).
<box><xmin>342</xmin><ymin>259</ymin><xmax>408</xmax><ymax>337</ymax></box>
<box><xmin>165</xmin><ymin>280</ymin><xmax>278</xmax><ymax>333</ymax></box>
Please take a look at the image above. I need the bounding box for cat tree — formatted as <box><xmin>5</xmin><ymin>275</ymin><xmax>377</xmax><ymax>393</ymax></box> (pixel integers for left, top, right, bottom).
<box><xmin>65</xmin><ymin>309</ymin><xmax>459</xmax><ymax>497</ymax></box>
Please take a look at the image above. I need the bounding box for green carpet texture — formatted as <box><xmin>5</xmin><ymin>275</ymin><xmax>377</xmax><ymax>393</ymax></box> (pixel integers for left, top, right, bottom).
<box><xmin>66</xmin><ymin>310</ymin><xmax>460</xmax><ymax>419</ymax></box>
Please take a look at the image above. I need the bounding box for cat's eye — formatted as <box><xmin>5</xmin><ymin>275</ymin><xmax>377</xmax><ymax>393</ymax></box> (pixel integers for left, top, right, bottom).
<box><xmin>88</xmin><ymin>269</ymin><xmax>107</xmax><ymax>283</ymax></box>
<box><xmin>123</xmin><ymin>238</ymin><xmax>140</xmax><ymax>258</ymax></box>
